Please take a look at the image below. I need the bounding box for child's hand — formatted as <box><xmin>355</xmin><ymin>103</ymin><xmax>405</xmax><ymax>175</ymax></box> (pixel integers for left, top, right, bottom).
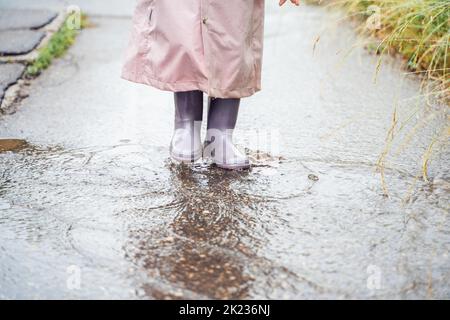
<box><xmin>279</xmin><ymin>0</ymin><xmax>300</xmax><ymax>6</ymax></box>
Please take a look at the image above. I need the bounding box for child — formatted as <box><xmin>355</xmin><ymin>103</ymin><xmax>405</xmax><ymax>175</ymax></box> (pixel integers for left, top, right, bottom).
<box><xmin>122</xmin><ymin>0</ymin><xmax>300</xmax><ymax>170</ymax></box>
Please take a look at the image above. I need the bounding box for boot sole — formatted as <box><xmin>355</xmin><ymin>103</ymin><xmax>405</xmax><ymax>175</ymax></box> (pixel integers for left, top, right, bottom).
<box><xmin>215</xmin><ymin>162</ymin><xmax>251</xmax><ymax>170</ymax></box>
<box><xmin>170</xmin><ymin>149</ymin><xmax>202</xmax><ymax>163</ymax></box>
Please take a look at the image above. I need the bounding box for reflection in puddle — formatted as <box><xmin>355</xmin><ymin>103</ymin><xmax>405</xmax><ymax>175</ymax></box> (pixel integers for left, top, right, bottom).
<box><xmin>129</xmin><ymin>165</ymin><xmax>258</xmax><ymax>299</ymax></box>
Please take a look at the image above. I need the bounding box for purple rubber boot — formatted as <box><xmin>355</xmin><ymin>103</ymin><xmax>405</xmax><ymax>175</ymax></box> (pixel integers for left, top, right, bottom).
<box><xmin>204</xmin><ymin>97</ymin><xmax>250</xmax><ymax>170</ymax></box>
<box><xmin>170</xmin><ymin>90</ymin><xmax>203</xmax><ymax>163</ymax></box>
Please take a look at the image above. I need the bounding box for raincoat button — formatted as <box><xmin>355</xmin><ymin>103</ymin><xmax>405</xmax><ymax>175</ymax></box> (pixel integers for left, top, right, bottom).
<box><xmin>202</xmin><ymin>17</ymin><xmax>208</xmax><ymax>24</ymax></box>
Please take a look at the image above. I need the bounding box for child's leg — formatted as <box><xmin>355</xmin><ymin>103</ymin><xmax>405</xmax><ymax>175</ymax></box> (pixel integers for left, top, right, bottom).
<box><xmin>205</xmin><ymin>97</ymin><xmax>250</xmax><ymax>170</ymax></box>
<box><xmin>170</xmin><ymin>90</ymin><xmax>203</xmax><ymax>163</ymax></box>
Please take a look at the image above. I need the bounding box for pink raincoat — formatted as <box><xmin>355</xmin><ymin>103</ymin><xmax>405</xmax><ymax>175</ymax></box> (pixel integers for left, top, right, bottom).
<box><xmin>122</xmin><ymin>0</ymin><xmax>265</xmax><ymax>98</ymax></box>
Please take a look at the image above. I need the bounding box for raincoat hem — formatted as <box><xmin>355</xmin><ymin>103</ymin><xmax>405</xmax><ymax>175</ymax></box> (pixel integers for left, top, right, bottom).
<box><xmin>121</xmin><ymin>71</ymin><xmax>261</xmax><ymax>99</ymax></box>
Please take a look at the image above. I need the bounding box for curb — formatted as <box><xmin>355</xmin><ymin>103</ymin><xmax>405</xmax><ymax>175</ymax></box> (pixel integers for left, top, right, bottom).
<box><xmin>0</xmin><ymin>10</ymin><xmax>69</xmax><ymax>113</ymax></box>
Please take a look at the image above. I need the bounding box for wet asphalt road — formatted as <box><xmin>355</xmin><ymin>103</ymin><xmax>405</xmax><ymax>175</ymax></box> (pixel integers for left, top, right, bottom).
<box><xmin>0</xmin><ymin>1</ymin><xmax>449</xmax><ymax>299</ymax></box>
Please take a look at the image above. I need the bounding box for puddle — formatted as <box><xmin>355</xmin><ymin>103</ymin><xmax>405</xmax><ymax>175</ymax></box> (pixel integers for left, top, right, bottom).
<box><xmin>0</xmin><ymin>142</ymin><xmax>448</xmax><ymax>299</ymax></box>
<box><xmin>0</xmin><ymin>199</ymin><xmax>11</xmax><ymax>210</ymax></box>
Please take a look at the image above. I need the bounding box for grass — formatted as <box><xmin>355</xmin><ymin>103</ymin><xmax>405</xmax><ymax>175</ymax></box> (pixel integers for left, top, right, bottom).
<box><xmin>313</xmin><ymin>0</ymin><xmax>449</xmax><ymax>99</ymax></box>
<box><xmin>363</xmin><ymin>1</ymin><xmax>445</xmax><ymax>97</ymax></box>
<box><xmin>26</xmin><ymin>12</ymin><xmax>88</xmax><ymax>77</ymax></box>
<box><xmin>310</xmin><ymin>0</ymin><xmax>449</xmax><ymax>191</ymax></box>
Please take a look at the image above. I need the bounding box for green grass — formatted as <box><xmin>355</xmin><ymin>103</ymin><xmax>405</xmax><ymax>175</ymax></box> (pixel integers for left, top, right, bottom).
<box><xmin>310</xmin><ymin>0</ymin><xmax>449</xmax><ymax>188</ymax></box>
<box><xmin>337</xmin><ymin>0</ymin><xmax>449</xmax><ymax>184</ymax></box>
<box><xmin>26</xmin><ymin>13</ymin><xmax>88</xmax><ymax>77</ymax></box>
<box><xmin>347</xmin><ymin>1</ymin><xmax>446</xmax><ymax>89</ymax></box>
<box><xmin>319</xmin><ymin>0</ymin><xmax>449</xmax><ymax>99</ymax></box>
